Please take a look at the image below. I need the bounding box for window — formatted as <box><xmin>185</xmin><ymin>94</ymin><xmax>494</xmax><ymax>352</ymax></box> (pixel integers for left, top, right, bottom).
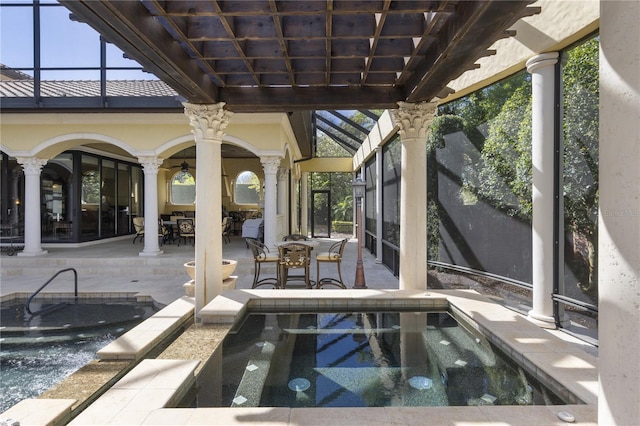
<box><xmin>171</xmin><ymin>170</ymin><xmax>196</xmax><ymax>205</ymax></box>
<box><xmin>234</xmin><ymin>171</ymin><xmax>260</xmax><ymax>205</ymax></box>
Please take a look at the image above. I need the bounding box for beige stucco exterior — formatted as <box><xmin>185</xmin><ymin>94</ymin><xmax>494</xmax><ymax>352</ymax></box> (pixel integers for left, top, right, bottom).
<box><xmin>0</xmin><ymin>112</ymin><xmax>297</xmax><ymax>159</ymax></box>
<box><xmin>442</xmin><ymin>0</ymin><xmax>599</xmax><ymax>103</ymax></box>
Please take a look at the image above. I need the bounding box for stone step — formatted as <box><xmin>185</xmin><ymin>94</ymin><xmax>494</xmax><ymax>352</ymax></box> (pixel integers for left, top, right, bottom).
<box><xmin>0</xmin><ymin>257</ymin><xmax>255</xmax><ymax>278</ymax></box>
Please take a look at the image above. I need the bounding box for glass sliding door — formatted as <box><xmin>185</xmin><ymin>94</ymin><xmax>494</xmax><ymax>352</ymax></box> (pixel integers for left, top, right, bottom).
<box><xmin>80</xmin><ymin>155</ymin><xmax>100</xmax><ymax>240</ymax></box>
<box><xmin>117</xmin><ymin>163</ymin><xmax>131</xmax><ymax>235</ymax></box>
<box><xmin>41</xmin><ymin>153</ymin><xmax>73</xmax><ymax>241</ymax></box>
<box><xmin>101</xmin><ymin>159</ymin><xmax>116</xmax><ymax>237</ymax></box>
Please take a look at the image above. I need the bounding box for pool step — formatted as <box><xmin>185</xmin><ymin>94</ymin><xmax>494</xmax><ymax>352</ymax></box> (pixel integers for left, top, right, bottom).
<box><xmin>231</xmin><ymin>315</ymin><xmax>283</xmax><ymax>407</ymax></box>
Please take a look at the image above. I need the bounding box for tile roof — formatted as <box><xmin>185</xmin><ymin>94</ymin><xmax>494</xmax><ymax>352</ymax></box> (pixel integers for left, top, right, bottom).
<box><xmin>0</xmin><ymin>80</ymin><xmax>179</xmax><ymax>98</ymax></box>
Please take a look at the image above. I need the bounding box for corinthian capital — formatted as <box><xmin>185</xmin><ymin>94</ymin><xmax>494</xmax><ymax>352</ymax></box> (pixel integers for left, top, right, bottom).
<box><xmin>391</xmin><ymin>101</ymin><xmax>438</xmax><ymax>140</ymax></box>
<box><xmin>183</xmin><ymin>102</ymin><xmax>233</xmax><ymax>142</ymax></box>
<box><xmin>16</xmin><ymin>157</ymin><xmax>48</xmax><ymax>175</ymax></box>
<box><xmin>260</xmin><ymin>156</ymin><xmax>281</xmax><ymax>175</ymax></box>
<box><xmin>137</xmin><ymin>156</ymin><xmax>164</xmax><ymax>175</ymax></box>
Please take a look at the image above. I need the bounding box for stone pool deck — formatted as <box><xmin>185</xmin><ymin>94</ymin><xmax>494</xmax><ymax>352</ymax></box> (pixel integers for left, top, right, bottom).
<box><xmin>2</xmin><ymin>289</ymin><xmax>598</xmax><ymax>425</ymax></box>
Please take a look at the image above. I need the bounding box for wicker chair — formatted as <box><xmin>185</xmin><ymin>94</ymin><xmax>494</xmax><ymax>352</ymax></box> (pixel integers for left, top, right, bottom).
<box><xmin>246</xmin><ymin>237</ymin><xmax>279</xmax><ymax>288</ymax></box>
<box><xmin>278</xmin><ymin>242</ymin><xmax>313</xmax><ymax>289</ymax></box>
<box><xmin>316</xmin><ymin>238</ymin><xmax>349</xmax><ymax>289</ymax></box>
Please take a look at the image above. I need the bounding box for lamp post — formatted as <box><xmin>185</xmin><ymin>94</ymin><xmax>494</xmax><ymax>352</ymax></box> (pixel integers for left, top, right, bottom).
<box><xmin>352</xmin><ymin>176</ymin><xmax>367</xmax><ymax>289</ymax></box>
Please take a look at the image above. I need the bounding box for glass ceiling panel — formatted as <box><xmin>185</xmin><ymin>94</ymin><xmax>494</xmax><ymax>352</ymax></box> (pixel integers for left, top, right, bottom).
<box><xmin>314</xmin><ymin>110</ymin><xmax>382</xmax><ymax>157</ymax></box>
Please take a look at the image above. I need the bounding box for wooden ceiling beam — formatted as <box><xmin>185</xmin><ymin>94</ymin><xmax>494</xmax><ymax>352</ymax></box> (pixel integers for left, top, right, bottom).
<box><xmin>220</xmin><ymin>87</ymin><xmax>403</xmax><ymax>112</ymax></box>
<box><xmin>405</xmin><ymin>1</ymin><xmax>538</xmax><ymax>102</ymax></box>
<box><xmin>61</xmin><ymin>0</ymin><xmax>539</xmax><ymax>109</ymax></box>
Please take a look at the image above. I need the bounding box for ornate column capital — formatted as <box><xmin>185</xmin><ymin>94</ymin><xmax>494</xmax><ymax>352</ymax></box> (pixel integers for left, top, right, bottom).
<box><xmin>391</xmin><ymin>101</ymin><xmax>438</xmax><ymax>140</ymax></box>
<box><xmin>260</xmin><ymin>156</ymin><xmax>281</xmax><ymax>175</ymax></box>
<box><xmin>16</xmin><ymin>157</ymin><xmax>48</xmax><ymax>175</ymax></box>
<box><xmin>137</xmin><ymin>156</ymin><xmax>164</xmax><ymax>175</ymax></box>
<box><xmin>277</xmin><ymin>167</ymin><xmax>289</xmax><ymax>181</ymax></box>
<box><xmin>183</xmin><ymin>102</ymin><xmax>233</xmax><ymax>142</ymax></box>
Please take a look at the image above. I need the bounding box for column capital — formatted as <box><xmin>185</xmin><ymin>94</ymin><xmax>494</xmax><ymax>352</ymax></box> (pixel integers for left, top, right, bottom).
<box><xmin>183</xmin><ymin>102</ymin><xmax>233</xmax><ymax>142</ymax></box>
<box><xmin>526</xmin><ymin>52</ymin><xmax>559</xmax><ymax>74</ymax></box>
<box><xmin>16</xmin><ymin>157</ymin><xmax>48</xmax><ymax>175</ymax></box>
<box><xmin>260</xmin><ymin>156</ymin><xmax>281</xmax><ymax>175</ymax></box>
<box><xmin>137</xmin><ymin>156</ymin><xmax>164</xmax><ymax>174</ymax></box>
<box><xmin>391</xmin><ymin>101</ymin><xmax>438</xmax><ymax>140</ymax></box>
<box><xmin>277</xmin><ymin>167</ymin><xmax>289</xmax><ymax>181</ymax></box>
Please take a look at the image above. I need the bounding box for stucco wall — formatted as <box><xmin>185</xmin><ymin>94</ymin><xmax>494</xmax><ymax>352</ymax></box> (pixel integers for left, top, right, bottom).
<box><xmin>442</xmin><ymin>0</ymin><xmax>599</xmax><ymax>103</ymax></box>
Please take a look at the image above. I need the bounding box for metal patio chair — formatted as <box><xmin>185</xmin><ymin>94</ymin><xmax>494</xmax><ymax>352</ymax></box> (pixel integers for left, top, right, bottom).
<box><xmin>246</xmin><ymin>237</ymin><xmax>279</xmax><ymax>288</ymax></box>
<box><xmin>282</xmin><ymin>233</ymin><xmax>308</xmax><ymax>241</ymax></box>
<box><xmin>278</xmin><ymin>242</ymin><xmax>313</xmax><ymax>289</ymax></box>
<box><xmin>316</xmin><ymin>238</ymin><xmax>349</xmax><ymax>289</ymax></box>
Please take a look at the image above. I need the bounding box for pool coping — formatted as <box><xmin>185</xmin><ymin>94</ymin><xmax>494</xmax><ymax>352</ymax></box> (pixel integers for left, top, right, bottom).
<box><xmin>1</xmin><ymin>289</ymin><xmax>598</xmax><ymax>425</ymax></box>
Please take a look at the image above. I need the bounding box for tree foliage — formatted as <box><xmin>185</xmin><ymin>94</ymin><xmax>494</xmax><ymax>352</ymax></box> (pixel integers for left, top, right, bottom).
<box><xmin>430</xmin><ymin>37</ymin><xmax>599</xmax><ymax>292</ymax></box>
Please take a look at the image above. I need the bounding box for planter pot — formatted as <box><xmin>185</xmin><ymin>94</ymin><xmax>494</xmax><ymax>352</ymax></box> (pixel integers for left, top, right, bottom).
<box><xmin>184</xmin><ymin>259</ymin><xmax>238</xmax><ymax>281</ymax></box>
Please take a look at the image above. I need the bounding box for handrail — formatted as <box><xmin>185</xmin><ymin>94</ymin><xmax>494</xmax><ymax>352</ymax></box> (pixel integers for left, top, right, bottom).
<box><xmin>25</xmin><ymin>267</ymin><xmax>78</xmax><ymax>316</ymax></box>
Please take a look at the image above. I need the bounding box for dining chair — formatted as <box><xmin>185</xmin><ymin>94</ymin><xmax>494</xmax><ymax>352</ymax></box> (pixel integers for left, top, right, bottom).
<box><xmin>132</xmin><ymin>217</ymin><xmax>145</xmax><ymax>244</ymax></box>
<box><xmin>222</xmin><ymin>216</ymin><xmax>232</xmax><ymax>244</ymax></box>
<box><xmin>282</xmin><ymin>233</ymin><xmax>308</xmax><ymax>241</ymax></box>
<box><xmin>176</xmin><ymin>218</ymin><xmax>195</xmax><ymax>247</ymax></box>
<box><xmin>278</xmin><ymin>242</ymin><xmax>313</xmax><ymax>289</ymax></box>
<box><xmin>316</xmin><ymin>238</ymin><xmax>349</xmax><ymax>289</ymax></box>
<box><xmin>246</xmin><ymin>237</ymin><xmax>279</xmax><ymax>288</ymax></box>
<box><xmin>158</xmin><ymin>219</ymin><xmax>171</xmax><ymax>246</ymax></box>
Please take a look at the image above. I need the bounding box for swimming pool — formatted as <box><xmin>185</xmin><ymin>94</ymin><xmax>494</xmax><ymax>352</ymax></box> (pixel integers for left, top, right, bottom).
<box><xmin>0</xmin><ymin>294</ymin><xmax>162</xmax><ymax>412</ymax></box>
<box><xmin>189</xmin><ymin>311</ymin><xmax>566</xmax><ymax>408</ymax></box>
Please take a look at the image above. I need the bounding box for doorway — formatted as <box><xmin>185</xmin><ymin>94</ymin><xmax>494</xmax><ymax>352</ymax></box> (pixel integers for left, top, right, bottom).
<box><xmin>311</xmin><ymin>190</ymin><xmax>331</xmax><ymax>238</ymax></box>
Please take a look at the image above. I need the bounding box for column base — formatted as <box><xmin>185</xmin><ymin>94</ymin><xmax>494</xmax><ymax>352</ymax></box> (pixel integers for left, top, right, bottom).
<box><xmin>18</xmin><ymin>249</ymin><xmax>48</xmax><ymax>257</ymax></box>
<box><xmin>183</xmin><ymin>280</ymin><xmax>195</xmax><ymax>297</ymax></box>
<box><xmin>527</xmin><ymin>310</ymin><xmax>557</xmax><ymax>329</ymax></box>
<box><xmin>139</xmin><ymin>249</ymin><xmax>164</xmax><ymax>257</ymax></box>
<box><xmin>224</xmin><ymin>276</ymin><xmax>238</xmax><ymax>291</ymax></box>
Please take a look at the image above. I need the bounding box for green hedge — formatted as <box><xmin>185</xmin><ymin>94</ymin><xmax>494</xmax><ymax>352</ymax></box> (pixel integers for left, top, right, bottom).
<box><xmin>332</xmin><ymin>221</ymin><xmax>353</xmax><ymax>233</ymax></box>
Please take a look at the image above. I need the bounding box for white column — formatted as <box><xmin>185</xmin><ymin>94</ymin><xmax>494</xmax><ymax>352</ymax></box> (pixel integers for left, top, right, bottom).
<box><xmin>16</xmin><ymin>157</ymin><xmax>48</xmax><ymax>257</ymax></box>
<box><xmin>290</xmin><ymin>174</ymin><xmax>300</xmax><ymax>234</ymax></box>
<box><xmin>391</xmin><ymin>102</ymin><xmax>437</xmax><ymax>290</ymax></box>
<box><xmin>526</xmin><ymin>52</ymin><xmax>559</xmax><ymax>328</ymax></box>
<box><xmin>301</xmin><ymin>172</ymin><xmax>309</xmax><ymax>236</ymax></box>
<box><xmin>599</xmin><ymin>2</ymin><xmax>640</xmax><ymax>424</ymax></box>
<box><xmin>261</xmin><ymin>156</ymin><xmax>280</xmax><ymax>248</ymax></box>
<box><xmin>138</xmin><ymin>156</ymin><xmax>164</xmax><ymax>257</ymax></box>
<box><xmin>375</xmin><ymin>147</ymin><xmax>383</xmax><ymax>263</ymax></box>
<box><xmin>184</xmin><ymin>102</ymin><xmax>233</xmax><ymax>313</ymax></box>
<box><xmin>277</xmin><ymin>167</ymin><xmax>288</xmax><ymax>217</ymax></box>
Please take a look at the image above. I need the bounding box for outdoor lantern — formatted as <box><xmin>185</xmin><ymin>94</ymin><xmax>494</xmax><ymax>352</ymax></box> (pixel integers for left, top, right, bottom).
<box><xmin>352</xmin><ymin>176</ymin><xmax>366</xmax><ymax>200</ymax></box>
<box><xmin>352</xmin><ymin>175</ymin><xmax>367</xmax><ymax>289</ymax></box>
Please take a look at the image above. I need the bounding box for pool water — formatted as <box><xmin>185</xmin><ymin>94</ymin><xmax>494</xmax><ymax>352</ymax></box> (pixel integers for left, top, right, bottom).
<box><xmin>0</xmin><ymin>297</ymin><xmax>161</xmax><ymax>412</ymax></box>
<box><xmin>193</xmin><ymin>311</ymin><xmax>566</xmax><ymax>408</ymax></box>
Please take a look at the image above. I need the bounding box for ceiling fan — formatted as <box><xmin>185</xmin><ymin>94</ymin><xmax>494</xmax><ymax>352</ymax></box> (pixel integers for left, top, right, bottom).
<box><xmin>170</xmin><ymin>148</ymin><xmax>195</xmax><ymax>173</ymax></box>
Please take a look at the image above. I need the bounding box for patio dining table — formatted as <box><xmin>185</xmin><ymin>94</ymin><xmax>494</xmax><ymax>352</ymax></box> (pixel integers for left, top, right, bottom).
<box><xmin>274</xmin><ymin>240</ymin><xmax>320</xmax><ymax>289</ymax></box>
<box><xmin>273</xmin><ymin>239</ymin><xmax>320</xmax><ymax>249</ymax></box>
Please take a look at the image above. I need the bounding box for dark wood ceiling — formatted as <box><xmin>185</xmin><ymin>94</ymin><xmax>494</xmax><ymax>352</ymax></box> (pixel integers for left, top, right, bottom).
<box><xmin>60</xmin><ymin>0</ymin><xmax>538</xmax><ymax>113</ymax></box>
